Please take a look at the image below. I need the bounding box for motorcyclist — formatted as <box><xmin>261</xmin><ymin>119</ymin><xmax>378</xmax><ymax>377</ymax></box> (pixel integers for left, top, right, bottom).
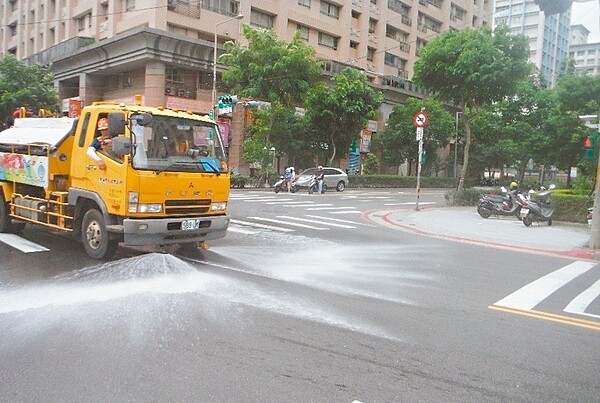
<box><xmin>315</xmin><ymin>165</ymin><xmax>325</xmax><ymax>194</ymax></box>
<box><xmin>284</xmin><ymin>167</ymin><xmax>293</xmax><ymax>192</ymax></box>
<box><xmin>287</xmin><ymin>167</ymin><xmax>296</xmax><ymax>192</ymax></box>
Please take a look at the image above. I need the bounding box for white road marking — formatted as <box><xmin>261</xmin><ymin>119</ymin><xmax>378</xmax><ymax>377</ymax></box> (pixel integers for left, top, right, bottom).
<box><xmin>0</xmin><ymin>234</ymin><xmax>49</xmax><ymax>253</ymax></box>
<box><xmin>246</xmin><ymin>216</ymin><xmax>329</xmax><ymax>230</ymax></box>
<box><xmin>230</xmin><ymin>219</ymin><xmax>294</xmax><ymax>232</ymax></box>
<box><xmin>329</xmin><ymin>210</ymin><xmax>362</xmax><ymax>214</ymax></box>
<box><xmin>494</xmin><ymin>261</ymin><xmax>597</xmax><ymax>310</ymax></box>
<box><xmin>265</xmin><ymin>201</ymin><xmax>314</xmax><ymax>205</ymax></box>
<box><xmin>563</xmin><ymin>278</ymin><xmax>600</xmax><ymax>319</ymax></box>
<box><xmin>277</xmin><ymin>215</ymin><xmax>356</xmax><ymax>229</ymax></box>
<box><xmin>306</xmin><ymin>206</ymin><xmax>355</xmax><ymax>211</ymax></box>
<box><xmin>243</xmin><ymin>198</ymin><xmax>285</xmax><ymax>202</ymax></box>
<box><xmin>290</xmin><ymin>203</ymin><xmax>332</xmax><ymax>208</ymax></box>
<box><xmin>305</xmin><ymin>214</ymin><xmax>361</xmax><ymax>225</ymax></box>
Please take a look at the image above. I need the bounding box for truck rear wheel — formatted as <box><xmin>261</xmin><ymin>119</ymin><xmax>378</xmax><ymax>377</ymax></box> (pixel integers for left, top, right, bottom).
<box><xmin>81</xmin><ymin>209</ymin><xmax>118</xmax><ymax>260</ymax></box>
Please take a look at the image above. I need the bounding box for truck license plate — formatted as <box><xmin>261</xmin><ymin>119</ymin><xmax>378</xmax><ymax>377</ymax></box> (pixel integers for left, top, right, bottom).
<box><xmin>182</xmin><ymin>219</ymin><xmax>200</xmax><ymax>231</ymax></box>
<box><xmin>520</xmin><ymin>208</ymin><xmax>529</xmax><ymax>216</ymax></box>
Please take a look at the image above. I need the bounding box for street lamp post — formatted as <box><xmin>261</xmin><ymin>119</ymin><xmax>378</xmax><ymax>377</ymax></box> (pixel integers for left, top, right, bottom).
<box><xmin>212</xmin><ymin>13</ymin><xmax>243</xmax><ymax>119</ymax></box>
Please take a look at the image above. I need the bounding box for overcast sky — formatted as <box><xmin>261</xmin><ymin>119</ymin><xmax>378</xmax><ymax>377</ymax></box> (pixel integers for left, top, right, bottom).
<box><xmin>572</xmin><ymin>1</ymin><xmax>600</xmax><ymax>43</ymax></box>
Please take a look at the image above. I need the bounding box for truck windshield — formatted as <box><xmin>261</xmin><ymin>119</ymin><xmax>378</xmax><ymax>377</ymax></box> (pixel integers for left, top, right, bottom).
<box><xmin>130</xmin><ymin>115</ymin><xmax>227</xmax><ymax>173</ymax></box>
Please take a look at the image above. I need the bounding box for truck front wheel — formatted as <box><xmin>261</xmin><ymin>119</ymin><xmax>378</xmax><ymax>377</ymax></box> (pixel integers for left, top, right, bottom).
<box><xmin>81</xmin><ymin>209</ymin><xmax>118</xmax><ymax>260</ymax></box>
<box><xmin>0</xmin><ymin>198</ymin><xmax>10</xmax><ymax>233</ymax></box>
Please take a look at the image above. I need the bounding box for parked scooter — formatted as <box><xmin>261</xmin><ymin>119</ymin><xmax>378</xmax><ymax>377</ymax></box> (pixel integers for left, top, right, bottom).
<box><xmin>477</xmin><ymin>186</ymin><xmax>523</xmax><ymax>219</ymax></box>
<box><xmin>588</xmin><ymin>207</ymin><xmax>593</xmax><ymax>228</ymax></box>
<box><xmin>308</xmin><ymin>176</ymin><xmax>327</xmax><ymax>194</ymax></box>
<box><xmin>520</xmin><ymin>184</ymin><xmax>556</xmax><ymax>226</ymax></box>
<box><xmin>273</xmin><ymin>176</ymin><xmax>298</xmax><ymax>193</ymax></box>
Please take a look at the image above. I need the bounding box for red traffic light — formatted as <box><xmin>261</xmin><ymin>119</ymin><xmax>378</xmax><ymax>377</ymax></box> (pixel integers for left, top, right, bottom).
<box><xmin>584</xmin><ymin>137</ymin><xmax>592</xmax><ymax>149</ymax></box>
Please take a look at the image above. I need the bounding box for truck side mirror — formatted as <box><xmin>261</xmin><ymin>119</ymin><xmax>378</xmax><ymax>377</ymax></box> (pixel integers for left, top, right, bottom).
<box><xmin>108</xmin><ymin>112</ymin><xmax>126</xmax><ymax>136</ymax></box>
<box><xmin>111</xmin><ymin>136</ymin><xmax>132</xmax><ymax>157</ymax></box>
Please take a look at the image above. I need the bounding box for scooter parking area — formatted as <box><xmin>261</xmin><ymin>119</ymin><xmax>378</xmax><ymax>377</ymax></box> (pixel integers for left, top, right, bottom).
<box><xmin>380</xmin><ymin>207</ymin><xmax>594</xmax><ymax>259</ymax></box>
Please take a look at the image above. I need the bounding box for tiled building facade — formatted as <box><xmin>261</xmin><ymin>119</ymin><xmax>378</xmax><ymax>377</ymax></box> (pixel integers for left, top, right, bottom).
<box><xmin>0</xmin><ymin>0</ymin><xmax>492</xmax><ymax>173</ymax></box>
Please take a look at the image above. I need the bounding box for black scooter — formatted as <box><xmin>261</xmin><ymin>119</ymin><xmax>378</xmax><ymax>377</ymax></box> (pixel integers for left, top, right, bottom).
<box><xmin>520</xmin><ymin>184</ymin><xmax>556</xmax><ymax>226</ymax></box>
<box><xmin>477</xmin><ymin>187</ymin><xmax>522</xmax><ymax>219</ymax></box>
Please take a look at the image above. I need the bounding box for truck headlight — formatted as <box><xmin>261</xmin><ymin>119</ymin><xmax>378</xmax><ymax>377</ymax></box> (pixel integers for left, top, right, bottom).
<box><xmin>138</xmin><ymin>204</ymin><xmax>162</xmax><ymax>213</ymax></box>
<box><xmin>210</xmin><ymin>202</ymin><xmax>227</xmax><ymax>211</ymax></box>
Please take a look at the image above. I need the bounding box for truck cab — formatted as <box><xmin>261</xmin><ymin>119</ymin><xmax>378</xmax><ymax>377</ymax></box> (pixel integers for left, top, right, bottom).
<box><xmin>0</xmin><ymin>100</ymin><xmax>230</xmax><ymax>259</ymax></box>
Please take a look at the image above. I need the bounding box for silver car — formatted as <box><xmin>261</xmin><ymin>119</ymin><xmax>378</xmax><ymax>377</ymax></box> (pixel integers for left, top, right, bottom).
<box><xmin>295</xmin><ymin>167</ymin><xmax>349</xmax><ymax>192</ymax></box>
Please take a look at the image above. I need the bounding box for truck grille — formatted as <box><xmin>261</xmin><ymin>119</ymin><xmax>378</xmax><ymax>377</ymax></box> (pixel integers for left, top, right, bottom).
<box><xmin>164</xmin><ymin>199</ymin><xmax>211</xmax><ymax>215</ymax></box>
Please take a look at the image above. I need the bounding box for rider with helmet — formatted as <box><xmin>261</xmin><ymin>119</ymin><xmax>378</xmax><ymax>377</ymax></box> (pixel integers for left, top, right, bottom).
<box><xmin>315</xmin><ymin>165</ymin><xmax>325</xmax><ymax>194</ymax></box>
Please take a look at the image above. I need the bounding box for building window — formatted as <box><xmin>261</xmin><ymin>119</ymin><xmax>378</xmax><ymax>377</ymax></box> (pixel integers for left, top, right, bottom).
<box><xmin>201</xmin><ymin>0</ymin><xmax>239</xmax><ymax>16</ymax></box>
<box><xmin>320</xmin><ymin>1</ymin><xmax>340</xmax><ymax>19</ymax></box>
<box><xmin>350</xmin><ymin>40</ymin><xmax>358</xmax><ymax>49</ymax></box>
<box><xmin>318</xmin><ymin>32</ymin><xmax>338</xmax><ymax>50</ymax></box>
<box><xmin>166</xmin><ymin>67</ymin><xmax>184</xmax><ymax>84</ymax></box>
<box><xmin>298</xmin><ymin>0</ymin><xmax>311</xmax><ymax>7</ymax></box>
<box><xmin>388</xmin><ymin>0</ymin><xmax>410</xmax><ymax>16</ymax></box>
<box><xmin>367</xmin><ymin>47</ymin><xmax>375</xmax><ymax>61</ymax></box>
<box><xmin>122</xmin><ymin>72</ymin><xmax>133</xmax><ymax>88</ymax></box>
<box><xmin>77</xmin><ymin>15</ymin><xmax>86</xmax><ymax>32</ymax></box>
<box><xmin>9</xmin><ymin>22</ymin><xmax>17</xmax><ymax>37</ymax></box>
<box><xmin>352</xmin><ymin>10</ymin><xmax>360</xmax><ymax>19</ymax></box>
<box><xmin>250</xmin><ymin>9</ymin><xmax>274</xmax><ymax>28</ymax></box>
<box><xmin>9</xmin><ymin>0</ymin><xmax>17</xmax><ymax>12</ymax></box>
<box><xmin>126</xmin><ymin>0</ymin><xmax>135</xmax><ymax>12</ymax></box>
<box><xmin>297</xmin><ymin>24</ymin><xmax>309</xmax><ymax>41</ymax></box>
<box><xmin>368</xmin><ymin>18</ymin><xmax>377</xmax><ymax>34</ymax></box>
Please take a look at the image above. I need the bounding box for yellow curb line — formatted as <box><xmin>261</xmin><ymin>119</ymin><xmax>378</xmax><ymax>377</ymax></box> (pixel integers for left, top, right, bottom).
<box><xmin>489</xmin><ymin>305</ymin><xmax>600</xmax><ymax>332</ymax></box>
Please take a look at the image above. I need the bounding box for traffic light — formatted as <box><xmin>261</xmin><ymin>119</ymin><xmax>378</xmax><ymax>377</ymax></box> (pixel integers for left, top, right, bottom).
<box><xmin>217</xmin><ymin>95</ymin><xmax>238</xmax><ymax>114</ymax></box>
<box><xmin>583</xmin><ymin>134</ymin><xmax>597</xmax><ymax>161</ymax></box>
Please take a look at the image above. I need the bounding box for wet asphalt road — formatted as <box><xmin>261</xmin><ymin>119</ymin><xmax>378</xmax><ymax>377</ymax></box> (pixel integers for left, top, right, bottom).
<box><xmin>0</xmin><ymin>189</ymin><xmax>598</xmax><ymax>402</ymax></box>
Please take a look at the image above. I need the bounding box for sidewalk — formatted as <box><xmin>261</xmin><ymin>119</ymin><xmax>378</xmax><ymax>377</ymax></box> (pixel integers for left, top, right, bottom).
<box><xmin>381</xmin><ymin>206</ymin><xmax>595</xmax><ymax>260</ymax></box>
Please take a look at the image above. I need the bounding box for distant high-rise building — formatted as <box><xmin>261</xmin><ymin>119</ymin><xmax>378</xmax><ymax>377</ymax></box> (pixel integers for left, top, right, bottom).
<box><xmin>569</xmin><ymin>24</ymin><xmax>600</xmax><ymax>75</ymax></box>
<box><xmin>493</xmin><ymin>0</ymin><xmax>571</xmax><ymax>87</ymax></box>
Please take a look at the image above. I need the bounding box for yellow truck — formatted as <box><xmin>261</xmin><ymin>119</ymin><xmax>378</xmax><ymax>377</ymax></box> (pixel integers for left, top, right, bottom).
<box><xmin>0</xmin><ymin>98</ymin><xmax>230</xmax><ymax>259</ymax></box>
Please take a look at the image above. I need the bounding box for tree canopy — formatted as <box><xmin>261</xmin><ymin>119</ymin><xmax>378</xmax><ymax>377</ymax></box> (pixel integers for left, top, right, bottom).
<box><xmin>0</xmin><ymin>55</ymin><xmax>58</xmax><ymax>124</ymax></box>
<box><xmin>303</xmin><ymin>68</ymin><xmax>383</xmax><ymax>166</ymax></box>
<box><xmin>413</xmin><ymin>26</ymin><xmax>531</xmax><ymax>190</ymax></box>
<box><xmin>374</xmin><ymin>97</ymin><xmax>453</xmax><ymax>174</ymax></box>
<box><xmin>220</xmin><ymin>25</ymin><xmax>322</xmax><ymax>109</ymax></box>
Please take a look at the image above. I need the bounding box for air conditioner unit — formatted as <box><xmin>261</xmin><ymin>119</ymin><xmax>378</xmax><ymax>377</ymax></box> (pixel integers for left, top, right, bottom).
<box><xmin>165</xmin><ymin>86</ymin><xmax>175</xmax><ymax>95</ymax></box>
<box><xmin>178</xmin><ymin>88</ymin><xmax>186</xmax><ymax>97</ymax></box>
<box><xmin>167</xmin><ymin>0</ymin><xmax>176</xmax><ymax>11</ymax></box>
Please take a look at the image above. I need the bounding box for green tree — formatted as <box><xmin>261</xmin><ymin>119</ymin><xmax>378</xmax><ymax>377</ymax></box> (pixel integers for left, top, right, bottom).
<box><xmin>363</xmin><ymin>153</ymin><xmax>380</xmax><ymax>175</ymax></box>
<box><xmin>0</xmin><ymin>55</ymin><xmax>58</xmax><ymax>123</ymax></box>
<box><xmin>413</xmin><ymin>26</ymin><xmax>531</xmax><ymax>190</ymax></box>
<box><xmin>373</xmin><ymin>97</ymin><xmax>453</xmax><ymax>175</ymax></box>
<box><xmin>221</xmin><ymin>25</ymin><xmax>322</xmax><ymax>108</ymax></box>
<box><xmin>304</xmin><ymin>68</ymin><xmax>383</xmax><ymax>166</ymax></box>
<box><xmin>556</xmin><ymin>73</ymin><xmax>600</xmax><ymax>115</ymax></box>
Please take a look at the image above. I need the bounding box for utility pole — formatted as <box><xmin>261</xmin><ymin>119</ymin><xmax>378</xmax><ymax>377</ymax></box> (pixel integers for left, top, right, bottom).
<box><xmin>588</xmin><ymin>113</ymin><xmax>600</xmax><ymax>248</ymax></box>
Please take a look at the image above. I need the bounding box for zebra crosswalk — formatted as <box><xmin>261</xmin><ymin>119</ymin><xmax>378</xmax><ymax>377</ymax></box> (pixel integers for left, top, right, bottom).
<box><xmin>229</xmin><ymin>190</ymin><xmax>368</xmax><ymax>233</ymax></box>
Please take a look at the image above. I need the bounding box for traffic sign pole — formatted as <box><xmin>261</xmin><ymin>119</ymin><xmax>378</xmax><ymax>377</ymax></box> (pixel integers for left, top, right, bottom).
<box><xmin>416</xmin><ymin>132</ymin><xmax>423</xmax><ymax>211</ymax></box>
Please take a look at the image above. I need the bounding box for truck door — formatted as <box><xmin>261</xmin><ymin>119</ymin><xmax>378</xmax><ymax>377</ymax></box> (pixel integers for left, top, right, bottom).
<box><xmin>71</xmin><ymin>112</ymin><xmax>128</xmax><ymax>215</ymax></box>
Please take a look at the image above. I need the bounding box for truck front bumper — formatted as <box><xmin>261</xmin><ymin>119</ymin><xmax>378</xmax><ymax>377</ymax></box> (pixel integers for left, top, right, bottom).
<box><xmin>117</xmin><ymin>215</ymin><xmax>230</xmax><ymax>246</ymax></box>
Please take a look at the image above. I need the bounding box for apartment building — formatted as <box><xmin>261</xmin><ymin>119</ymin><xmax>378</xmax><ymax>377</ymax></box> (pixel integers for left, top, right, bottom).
<box><xmin>0</xmin><ymin>0</ymin><xmax>491</xmax><ymax>172</ymax></box>
<box><xmin>569</xmin><ymin>24</ymin><xmax>600</xmax><ymax>76</ymax></box>
<box><xmin>493</xmin><ymin>0</ymin><xmax>570</xmax><ymax>88</ymax></box>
